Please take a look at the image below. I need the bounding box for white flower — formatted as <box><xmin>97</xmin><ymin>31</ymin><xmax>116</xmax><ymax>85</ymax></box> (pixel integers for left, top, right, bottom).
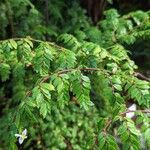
<box><xmin>126</xmin><ymin>104</ymin><xmax>136</xmax><ymax>118</ymax></box>
<box><xmin>15</xmin><ymin>129</ymin><xmax>27</xmax><ymax>144</ymax></box>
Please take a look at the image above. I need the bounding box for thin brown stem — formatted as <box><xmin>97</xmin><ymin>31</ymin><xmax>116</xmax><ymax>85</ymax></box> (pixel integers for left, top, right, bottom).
<box><xmin>39</xmin><ymin>68</ymin><xmax>105</xmax><ymax>83</ymax></box>
<box><xmin>120</xmin><ymin>109</ymin><xmax>150</xmax><ymax>116</ymax></box>
<box><xmin>57</xmin><ymin>68</ymin><xmax>103</xmax><ymax>75</ymax></box>
<box><xmin>103</xmin><ymin>119</ymin><xmax>112</xmax><ymax>133</ymax></box>
<box><xmin>40</xmin><ymin>76</ymin><xmax>50</xmax><ymax>83</ymax></box>
<box><xmin>80</xmin><ymin>68</ymin><xmax>102</xmax><ymax>71</ymax></box>
<box><xmin>134</xmin><ymin>72</ymin><xmax>150</xmax><ymax>82</ymax></box>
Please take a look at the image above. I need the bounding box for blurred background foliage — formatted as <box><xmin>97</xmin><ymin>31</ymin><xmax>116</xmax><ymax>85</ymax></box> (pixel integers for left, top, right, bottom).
<box><xmin>0</xmin><ymin>0</ymin><xmax>149</xmax><ymax>72</ymax></box>
<box><xmin>0</xmin><ymin>104</ymin><xmax>99</xmax><ymax>149</ymax></box>
<box><xmin>0</xmin><ymin>0</ymin><xmax>149</xmax><ymax>149</ymax></box>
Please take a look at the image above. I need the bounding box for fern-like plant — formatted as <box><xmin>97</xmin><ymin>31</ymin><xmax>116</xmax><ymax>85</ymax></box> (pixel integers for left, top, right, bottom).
<box><xmin>0</xmin><ymin>1</ymin><xmax>150</xmax><ymax>149</ymax></box>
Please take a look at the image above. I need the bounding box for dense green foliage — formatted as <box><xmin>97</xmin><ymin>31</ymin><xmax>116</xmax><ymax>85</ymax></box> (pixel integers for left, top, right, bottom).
<box><xmin>0</xmin><ymin>0</ymin><xmax>150</xmax><ymax>149</ymax></box>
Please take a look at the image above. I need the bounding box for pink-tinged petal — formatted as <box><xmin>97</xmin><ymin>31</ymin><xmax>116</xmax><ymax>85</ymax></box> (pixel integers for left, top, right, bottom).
<box><xmin>126</xmin><ymin>112</ymin><xmax>135</xmax><ymax>118</ymax></box>
<box><xmin>128</xmin><ymin>104</ymin><xmax>136</xmax><ymax>111</ymax></box>
<box><xmin>19</xmin><ymin>137</ymin><xmax>24</xmax><ymax>144</ymax></box>
<box><xmin>126</xmin><ymin>104</ymin><xmax>136</xmax><ymax>118</ymax></box>
<box><xmin>22</xmin><ymin>129</ymin><xmax>27</xmax><ymax>135</ymax></box>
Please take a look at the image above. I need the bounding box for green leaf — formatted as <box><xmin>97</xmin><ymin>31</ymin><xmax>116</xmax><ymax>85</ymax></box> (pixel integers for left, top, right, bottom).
<box><xmin>40</xmin><ymin>83</ymin><xmax>55</xmax><ymax>91</ymax></box>
<box><xmin>97</xmin><ymin>118</ymin><xmax>106</xmax><ymax>131</ymax></box>
<box><xmin>0</xmin><ymin>63</ymin><xmax>11</xmax><ymax>81</ymax></box>
<box><xmin>120</xmin><ymin>131</ymin><xmax>129</xmax><ymax>142</ymax></box>
<box><xmin>9</xmin><ymin>39</ymin><xmax>17</xmax><ymax>49</ymax></box>
<box><xmin>26</xmin><ymin>100</ymin><xmax>37</xmax><ymax>107</ymax></box>
<box><xmin>98</xmin><ymin>132</ymin><xmax>106</xmax><ymax>149</ymax></box>
<box><xmin>114</xmin><ymin>84</ymin><xmax>122</xmax><ymax>91</ymax></box>
<box><xmin>100</xmin><ymin>48</ymin><xmax>107</xmax><ymax>59</ymax></box>
<box><xmin>24</xmin><ymin>105</ymin><xmax>37</xmax><ymax>121</ymax></box>
<box><xmin>127</xmin><ymin>121</ymin><xmax>141</xmax><ymax>136</ymax></box>
<box><xmin>24</xmin><ymin>38</ymin><xmax>33</xmax><ymax>48</ymax></box>
<box><xmin>107</xmin><ymin>134</ymin><xmax>119</xmax><ymax>150</ymax></box>
<box><xmin>144</xmin><ymin>128</ymin><xmax>150</xmax><ymax>147</ymax></box>
<box><xmin>118</xmin><ymin>125</ymin><xmax>127</xmax><ymax>135</ymax></box>
<box><xmin>41</xmin><ymin>88</ymin><xmax>51</xmax><ymax>99</ymax></box>
<box><xmin>40</xmin><ymin>102</ymin><xmax>47</xmax><ymax>118</ymax></box>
